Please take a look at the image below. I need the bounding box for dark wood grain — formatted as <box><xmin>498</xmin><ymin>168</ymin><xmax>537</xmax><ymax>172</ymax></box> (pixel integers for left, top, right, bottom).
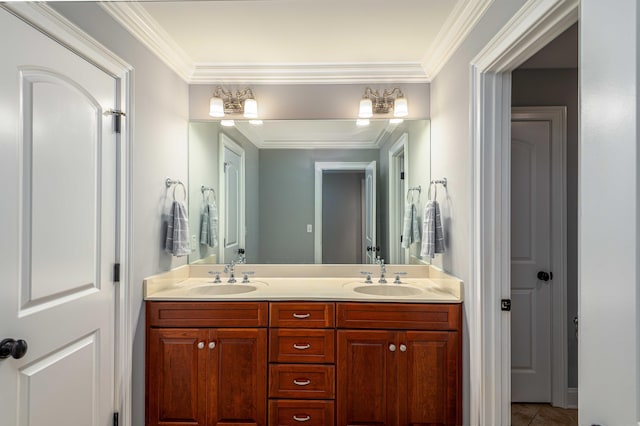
<box><xmin>269</xmin><ymin>329</ymin><xmax>335</xmax><ymax>364</ymax></box>
<box><xmin>269</xmin><ymin>302</ymin><xmax>335</xmax><ymax>328</ymax></box>
<box><xmin>336</xmin><ymin>302</ymin><xmax>461</xmax><ymax>330</ymax></box>
<box><xmin>268</xmin><ymin>364</ymin><xmax>335</xmax><ymax>399</ymax></box>
<box><xmin>147</xmin><ymin>301</ymin><xmax>268</xmax><ymax>328</ymax></box>
<box><xmin>268</xmin><ymin>400</ymin><xmax>334</xmax><ymax>426</ymax></box>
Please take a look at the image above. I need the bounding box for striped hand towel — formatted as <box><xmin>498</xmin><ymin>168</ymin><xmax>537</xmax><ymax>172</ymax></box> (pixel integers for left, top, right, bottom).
<box><xmin>165</xmin><ymin>200</ymin><xmax>190</xmax><ymax>257</ymax></box>
<box><xmin>420</xmin><ymin>199</ymin><xmax>445</xmax><ymax>258</ymax></box>
<box><xmin>199</xmin><ymin>200</ymin><xmax>218</xmax><ymax>248</ymax></box>
<box><xmin>401</xmin><ymin>203</ymin><xmax>421</xmax><ymax>249</ymax></box>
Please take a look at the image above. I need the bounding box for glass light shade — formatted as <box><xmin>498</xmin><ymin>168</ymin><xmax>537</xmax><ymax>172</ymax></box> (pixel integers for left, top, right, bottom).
<box><xmin>249</xmin><ymin>120</ymin><xmax>263</xmax><ymax>125</ymax></box>
<box><xmin>243</xmin><ymin>98</ymin><xmax>258</xmax><ymax>118</ymax></box>
<box><xmin>389</xmin><ymin>118</ymin><xmax>404</xmax><ymax>124</ymax></box>
<box><xmin>209</xmin><ymin>96</ymin><xmax>225</xmax><ymax>117</ymax></box>
<box><xmin>359</xmin><ymin>98</ymin><xmax>373</xmax><ymax>118</ymax></box>
<box><xmin>356</xmin><ymin>119</ymin><xmax>370</xmax><ymax>126</ymax></box>
<box><xmin>393</xmin><ymin>97</ymin><xmax>408</xmax><ymax>117</ymax></box>
<box><xmin>220</xmin><ymin>119</ymin><xmax>235</xmax><ymax>127</ymax></box>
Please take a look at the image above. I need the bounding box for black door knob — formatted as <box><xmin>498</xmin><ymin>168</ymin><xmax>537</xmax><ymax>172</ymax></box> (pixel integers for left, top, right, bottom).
<box><xmin>0</xmin><ymin>338</ymin><xmax>28</xmax><ymax>360</ymax></box>
<box><xmin>537</xmin><ymin>271</ymin><xmax>551</xmax><ymax>282</ymax></box>
<box><xmin>366</xmin><ymin>246</ymin><xmax>372</xmax><ymax>252</ymax></box>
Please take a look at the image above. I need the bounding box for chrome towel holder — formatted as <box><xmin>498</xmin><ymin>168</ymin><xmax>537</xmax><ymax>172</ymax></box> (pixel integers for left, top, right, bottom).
<box><xmin>165</xmin><ymin>177</ymin><xmax>186</xmax><ymax>202</ymax></box>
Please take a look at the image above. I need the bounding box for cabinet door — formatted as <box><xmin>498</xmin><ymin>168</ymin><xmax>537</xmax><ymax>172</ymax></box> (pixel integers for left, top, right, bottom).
<box><xmin>147</xmin><ymin>328</ymin><xmax>208</xmax><ymax>426</ymax></box>
<box><xmin>337</xmin><ymin>330</ymin><xmax>397</xmax><ymax>426</ymax></box>
<box><xmin>208</xmin><ymin>328</ymin><xmax>267</xmax><ymax>426</ymax></box>
<box><xmin>398</xmin><ymin>331</ymin><xmax>461</xmax><ymax>426</ymax></box>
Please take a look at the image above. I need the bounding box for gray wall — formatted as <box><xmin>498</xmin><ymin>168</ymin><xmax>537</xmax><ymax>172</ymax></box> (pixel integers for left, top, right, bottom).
<box><xmin>511</xmin><ymin>68</ymin><xmax>578</xmax><ymax>388</ymax></box>
<box><xmin>259</xmin><ymin>149</ymin><xmax>379</xmax><ymax>263</ymax></box>
<box><xmin>322</xmin><ymin>172</ymin><xmax>364</xmax><ymax>264</ymax></box>
<box><xmin>50</xmin><ymin>4</ymin><xmax>190</xmax><ymax>425</ymax></box>
<box><xmin>190</xmin><ymin>83</ymin><xmax>430</xmax><ymax>120</ymax></box>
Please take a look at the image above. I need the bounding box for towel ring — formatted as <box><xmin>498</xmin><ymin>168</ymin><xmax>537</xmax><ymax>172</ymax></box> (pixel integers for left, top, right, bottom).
<box><xmin>406</xmin><ymin>186</ymin><xmax>421</xmax><ymax>204</ymax></box>
<box><xmin>166</xmin><ymin>178</ymin><xmax>187</xmax><ymax>202</ymax></box>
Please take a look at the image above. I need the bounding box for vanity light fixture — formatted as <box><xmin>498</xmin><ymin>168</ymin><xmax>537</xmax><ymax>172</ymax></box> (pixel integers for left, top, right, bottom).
<box><xmin>356</xmin><ymin>118</ymin><xmax>370</xmax><ymax>126</ymax></box>
<box><xmin>220</xmin><ymin>119</ymin><xmax>235</xmax><ymax>127</ymax></box>
<box><xmin>209</xmin><ymin>86</ymin><xmax>259</xmax><ymax>120</ymax></box>
<box><xmin>358</xmin><ymin>87</ymin><xmax>409</xmax><ymax>119</ymax></box>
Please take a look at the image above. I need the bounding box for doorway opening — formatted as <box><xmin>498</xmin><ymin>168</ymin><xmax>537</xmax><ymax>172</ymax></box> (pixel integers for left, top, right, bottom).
<box><xmin>469</xmin><ymin>0</ymin><xmax>578</xmax><ymax>424</ymax></box>
<box><xmin>388</xmin><ymin>133</ymin><xmax>409</xmax><ymax>264</ymax></box>
<box><xmin>314</xmin><ymin>161</ymin><xmax>376</xmax><ymax>264</ymax></box>
<box><xmin>219</xmin><ymin>133</ymin><xmax>246</xmax><ymax>264</ymax></box>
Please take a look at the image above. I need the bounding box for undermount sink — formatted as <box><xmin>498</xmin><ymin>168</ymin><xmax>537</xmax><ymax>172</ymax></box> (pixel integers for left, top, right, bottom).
<box><xmin>353</xmin><ymin>284</ymin><xmax>424</xmax><ymax>297</ymax></box>
<box><xmin>187</xmin><ymin>284</ymin><xmax>257</xmax><ymax>295</ymax></box>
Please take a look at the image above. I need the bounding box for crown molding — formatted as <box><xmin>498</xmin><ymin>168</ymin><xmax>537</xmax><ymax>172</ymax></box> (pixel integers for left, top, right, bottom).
<box><xmin>190</xmin><ymin>62</ymin><xmax>429</xmax><ymax>85</ymax></box>
<box><xmin>421</xmin><ymin>0</ymin><xmax>494</xmax><ymax>79</ymax></box>
<box><xmin>99</xmin><ymin>2</ymin><xmax>193</xmax><ymax>81</ymax></box>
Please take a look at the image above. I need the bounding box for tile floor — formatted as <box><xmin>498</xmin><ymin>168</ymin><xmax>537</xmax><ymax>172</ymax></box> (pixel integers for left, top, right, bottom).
<box><xmin>512</xmin><ymin>403</ymin><xmax>578</xmax><ymax>426</ymax></box>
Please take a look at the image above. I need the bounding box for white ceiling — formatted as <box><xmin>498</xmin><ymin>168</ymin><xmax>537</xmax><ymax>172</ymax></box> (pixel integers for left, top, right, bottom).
<box><xmin>101</xmin><ymin>0</ymin><xmax>493</xmax><ymax>84</ymax></box>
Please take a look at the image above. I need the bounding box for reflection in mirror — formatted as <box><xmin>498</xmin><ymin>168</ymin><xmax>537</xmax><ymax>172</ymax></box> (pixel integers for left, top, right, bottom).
<box><xmin>188</xmin><ymin>119</ymin><xmax>430</xmax><ymax>265</ymax></box>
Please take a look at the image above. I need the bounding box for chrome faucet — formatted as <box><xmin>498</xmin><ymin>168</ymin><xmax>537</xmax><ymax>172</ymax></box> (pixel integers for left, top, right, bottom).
<box><xmin>376</xmin><ymin>257</ymin><xmax>387</xmax><ymax>284</ymax></box>
<box><xmin>224</xmin><ymin>261</ymin><xmax>237</xmax><ymax>283</ymax></box>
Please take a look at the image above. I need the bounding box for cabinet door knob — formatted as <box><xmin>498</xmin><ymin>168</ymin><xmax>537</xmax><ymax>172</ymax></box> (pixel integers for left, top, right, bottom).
<box><xmin>209</xmin><ymin>342</ymin><xmax>216</xmax><ymax>350</ymax></box>
<box><xmin>389</xmin><ymin>344</ymin><xmax>396</xmax><ymax>352</ymax></box>
<box><xmin>197</xmin><ymin>342</ymin><xmax>205</xmax><ymax>350</ymax></box>
<box><xmin>293</xmin><ymin>415</ymin><xmax>311</xmax><ymax>422</ymax></box>
<box><xmin>0</xmin><ymin>338</ymin><xmax>28</xmax><ymax>360</ymax></box>
<box><xmin>400</xmin><ymin>344</ymin><xmax>407</xmax><ymax>352</ymax></box>
<box><xmin>293</xmin><ymin>379</ymin><xmax>311</xmax><ymax>386</ymax></box>
<box><xmin>293</xmin><ymin>343</ymin><xmax>311</xmax><ymax>350</ymax></box>
<box><xmin>292</xmin><ymin>313</ymin><xmax>311</xmax><ymax>319</ymax></box>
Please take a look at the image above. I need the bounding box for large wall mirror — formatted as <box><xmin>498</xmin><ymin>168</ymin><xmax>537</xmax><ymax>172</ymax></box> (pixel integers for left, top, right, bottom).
<box><xmin>188</xmin><ymin>119</ymin><xmax>431</xmax><ymax>265</ymax></box>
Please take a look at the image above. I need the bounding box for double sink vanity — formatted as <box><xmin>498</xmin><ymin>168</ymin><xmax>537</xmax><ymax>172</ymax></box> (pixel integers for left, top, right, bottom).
<box><xmin>144</xmin><ymin>264</ymin><xmax>463</xmax><ymax>426</ymax></box>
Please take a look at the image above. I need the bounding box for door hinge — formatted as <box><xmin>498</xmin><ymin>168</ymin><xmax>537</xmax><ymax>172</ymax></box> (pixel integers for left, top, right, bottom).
<box><xmin>501</xmin><ymin>299</ymin><xmax>511</xmax><ymax>311</ymax></box>
<box><xmin>113</xmin><ymin>412</ymin><xmax>119</xmax><ymax>426</ymax></box>
<box><xmin>400</xmin><ymin>172</ymin><xmax>405</xmax><ymax>180</ymax></box>
<box><xmin>113</xmin><ymin>263</ymin><xmax>120</xmax><ymax>283</ymax></box>
<box><xmin>400</xmin><ymin>235</ymin><xmax>403</xmax><ymax>243</ymax></box>
<box><xmin>106</xmin><ymin>109</ymin><xmax>126</xmax><ymax>134</ymax></box>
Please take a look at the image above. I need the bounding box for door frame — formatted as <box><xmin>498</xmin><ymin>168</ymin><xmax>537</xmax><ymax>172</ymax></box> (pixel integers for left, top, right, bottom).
<box><xmin>511</xmin><ymin>106</ymin><xmax>568</xmax><ymax>405</ymax></box>
<box><xmin>219</xmin><ymin>133</ymin><xmax>246</xmax><ymax>264</ymax></box>
<box><xmin>314</xmin><ymin>162</ymin><xmax>371</xmax><ymax>264</ymax></box>
<box><xmin>1</xmin><ymin>3</ymin><xmax>134</xmax><ymax>425</ymax></box>
<box><xmin>388</xmin><ymin>133</ymin><xmax>410</xmax><ymax>264</ymax></box>
<box><xmin>469</xmin><ymin>0</ymin><xmax>578</xmax><ymax>423</ymax></box>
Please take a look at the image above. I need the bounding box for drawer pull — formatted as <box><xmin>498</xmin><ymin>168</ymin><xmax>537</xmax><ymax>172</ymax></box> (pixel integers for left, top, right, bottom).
<box><xmin>293</xmin><ymin>379</ymin><xmax>311</xmax><ymax>386</ymax></box>
<box><xmin>292</xmin><ymin>313</ymin><xmax>311</xmax><ymax>319</ymax></box>
<box><xmin>293</xmin><ymin>343</ymin><xmax>311</xmax><ymax>350</ymax></box>
<box><xmin>293</xmin><ymin>415</ymin><xmax>311</xmax><ymax>422</ymax></box>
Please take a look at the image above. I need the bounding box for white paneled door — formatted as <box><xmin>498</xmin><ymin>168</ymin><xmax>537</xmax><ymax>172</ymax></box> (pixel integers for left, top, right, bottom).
<box><xmin>0</xmin><ymin>8</ymin><xmax>118</xmax><ymax>426</ymax></box>
<box><xmin>220</xmin><ymin>134</ymin><xmax>245</xmax><ymax>264</ymax></box>
<box><xmin>510</xmin><ymin>118</ymin><xmax>552</xmax><ymax>402</ymax></box>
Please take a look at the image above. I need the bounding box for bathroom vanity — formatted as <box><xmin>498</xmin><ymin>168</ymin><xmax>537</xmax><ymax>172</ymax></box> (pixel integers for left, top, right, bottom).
<box><xmin>144</xmin><ymin>265</ymin><xmax>462</xmax><ymax>426</ymax></box>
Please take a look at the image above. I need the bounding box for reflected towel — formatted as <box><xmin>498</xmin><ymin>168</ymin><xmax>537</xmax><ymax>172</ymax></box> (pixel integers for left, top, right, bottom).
<box><xmin>420</xmin><ymin>200</ymin><xmax>445</xmax><ymax>258</ymax></box>
<box><xmin>401</xmin><ymin>203</ymin><xmax>421</xmax><ymax>249</ymax></box>
<box><xmin>165</xmin><ymin>200</ymin><xmax>190</xmax><ymax>257</ymax></box>
<box><xmin>200</xmin><ymin>200</ymin><xmax>218</xmax><ymax>248</ymax></box>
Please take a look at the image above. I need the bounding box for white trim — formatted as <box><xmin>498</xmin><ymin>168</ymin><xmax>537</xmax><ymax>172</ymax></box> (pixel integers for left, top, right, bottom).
<box><xmin>99</xmin><ymin>2</ymin><xmax>193</xmax><ymax>81</ymax></box>
<box><xmin>1</xmin><ymin>3</ymin><xmax>134</xmax><ymax>425</ymax></box>
<box><xmin>512</xmin><ymin>106</ymin><xmax>568</xmax><ymax>408</ymax></box>
<box><xmin>469</xmin><ymin>0</ymin><xmax>578</xmax><ymax>424</ymax></box>
<box><xmin>567</xmin><ymin>387</ymin><xmax>578</xmax><ymax>409</ymax></box>
<box><xmin>219</xmin><ymin>133</ymin><xmax>246</xmax><ymax>264</ymax></box>
<box><xmin>388</xmin><ymin>133</ymin><xmax>410</xmax><ymax>264</ymax></box>
<box><xmin>421</xmin><ymin>0</ymin><xmax>494</xmax><ymax>79</ymax></box>
<box><xmin>314</xmin><ymin>162</ymin><xmax>372</xmax><ymax>264</ymax></box>
<box><xmin>191</xmin><ymin>62</ymin><xmax>429</xmax><ymax>85</ymax></box>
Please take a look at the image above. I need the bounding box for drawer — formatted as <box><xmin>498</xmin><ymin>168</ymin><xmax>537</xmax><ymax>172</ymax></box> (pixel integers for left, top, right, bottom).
<box><xmin>269</xmin><ymin>329</ymin><xmax>335</xmax><ymax>364</ymax></box>
<box><xmin>270</xmin><ymin>302</ymin><xmax>335</xmax><ymax>328</ymax></box>
<box><xmin>147</xmin><ymin>301</ymin><xmax>268</xmax><ymax>327</ymax></box>
<box><xmin>269</xmin><ymin>364</ymin><xmax>335</xmax><ymax>399</ymax></box>
<box><xmin>268</xmin><ymin>400</ymin><xmax>334</xmax><ymax>426</ymax></box>
<box><xmin>337</xmin><ymin>302</ymin><xmax>462</xmax><ymax>330</ymax></box>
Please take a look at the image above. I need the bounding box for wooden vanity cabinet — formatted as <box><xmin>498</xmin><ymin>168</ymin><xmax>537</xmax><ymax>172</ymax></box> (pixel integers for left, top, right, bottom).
<box><xmin>336</xmin><ymin>303</ymin><xmax>462</xmax><ymax>426</ymax></box>
<box><xmin>146</xmin><ymin>302</ymin><xmax>268</xmax><ymax>426</ymax></box>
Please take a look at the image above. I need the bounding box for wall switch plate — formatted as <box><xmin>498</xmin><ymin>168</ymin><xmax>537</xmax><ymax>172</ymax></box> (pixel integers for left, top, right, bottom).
<box><xmin>191</xmin><ymin>234</ymin><xmax>197</xmax><ymax>251</ymax></box>
<box><xmin>307</xmin><ymin>224</ymin><xmax>313</xmax><ymax>233</ymax></box>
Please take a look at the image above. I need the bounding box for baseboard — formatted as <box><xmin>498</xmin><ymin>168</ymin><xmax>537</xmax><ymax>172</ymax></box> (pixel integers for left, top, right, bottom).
<box><xmin>566</xmin><ymin>387</ymin><xmax>578</xmax><ymax>409</ymax></box>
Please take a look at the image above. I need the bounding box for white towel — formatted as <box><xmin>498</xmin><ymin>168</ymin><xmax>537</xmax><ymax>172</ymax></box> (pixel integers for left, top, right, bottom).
<box><xmin>401</xmin><ymin>203</ymin><xmax>421</xmax><ymax>248</ymax></box>
<box><xmin>165</xmin><ymin>200</ymin><xmax>190</xmax><ymax>256</ymax></box>
<box><xmin>199</xmin><ymin>200</ymin><xmax>218</xmax><ymax>248</ymax></box>
<box><xmin>420</xmin><ymin>199</ymin><xmax>445</xmax><ymax>258</ymax></box>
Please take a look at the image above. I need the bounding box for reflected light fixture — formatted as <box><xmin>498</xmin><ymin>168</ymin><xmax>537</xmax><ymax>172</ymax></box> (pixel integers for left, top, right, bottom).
<box><xmin>209</xmin><ymin>86</ymin><xmax>259</xmax><ymax>123</ymax></box>
<box><xmin>358</xmin><ymin>87</ymin><xmax>409</xmax><ymax>119</ymax></box>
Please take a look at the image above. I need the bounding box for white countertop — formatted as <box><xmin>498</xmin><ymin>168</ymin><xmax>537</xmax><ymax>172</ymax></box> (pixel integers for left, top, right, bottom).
<box><xmin>144</xmin><ymin>265</ymin><xmax>463</xmax><ymax>303</ymax></box>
